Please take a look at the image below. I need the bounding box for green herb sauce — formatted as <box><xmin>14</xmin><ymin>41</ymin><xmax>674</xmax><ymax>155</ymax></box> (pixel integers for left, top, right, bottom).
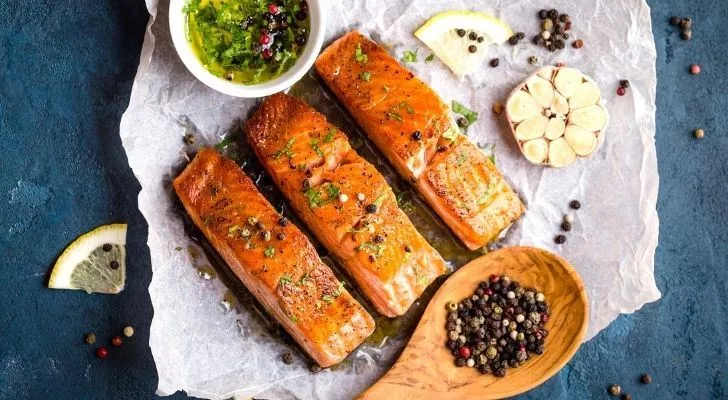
<box><xmin>184</xmin><ymin>0</ymin><xmax>310</xmax><ymax>84</ymax></box>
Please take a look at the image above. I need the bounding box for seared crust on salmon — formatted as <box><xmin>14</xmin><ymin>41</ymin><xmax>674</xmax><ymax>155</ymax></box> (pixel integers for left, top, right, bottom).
<box><xmin>315</xmin><ymin>31</ymin><xmax>525</xmax><ymax>250</ymax></box>
<box><xmin>245</xmin><ymin>93</ymin><xmax>447</xmax><ymax>317</ymax></box>
<box><xmin>173</xmin><ymin>149</ymin><xmax>374</xmax><ymax>367</ymax></box>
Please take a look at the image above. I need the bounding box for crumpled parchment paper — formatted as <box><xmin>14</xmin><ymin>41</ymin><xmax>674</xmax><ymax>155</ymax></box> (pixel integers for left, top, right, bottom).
<box><xmin>119</xmin><ymin>0</ymin><xmax>661</xmax><ymax>398</ymax></box>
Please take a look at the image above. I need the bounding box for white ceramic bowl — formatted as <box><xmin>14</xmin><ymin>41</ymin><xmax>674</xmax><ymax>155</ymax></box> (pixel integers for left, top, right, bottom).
<box><xmin>169</xmin><ymin>0</ymin><xmax>326</xmax><ymax>98</ymax></box>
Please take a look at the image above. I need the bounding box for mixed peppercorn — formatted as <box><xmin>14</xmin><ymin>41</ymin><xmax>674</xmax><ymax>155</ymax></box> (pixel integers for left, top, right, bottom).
<box><xmin>555</xmin><ymin>200</ymin><xmax>580</xmax><ymax>244</ymax></box>
<box><xmin>669</xmin><ymin>16</ymin><xmax>693</xmax><ymax>40</ymax></box>
<box><xmin>445</xmin><ymin>274</ymin><xmax>550</xmax><ymax>377</ymax></box>
<box><xmin>617</xmin><ymin>79</ymin><xmax>630</xmax><ymax>96</ymax></box>
<box><xmin>533</xmin><ymin>9</ymin><xmax>577</xmax><ymax>52</ymax></box>
<box><xmin>608</xmin><ymin>372</ymin><xmax>652</xmax><ymax>398</ymax></box>
<box><xmin>85</xmin><ymin>325</ymin><xmax>135</xmax><ymax>359</ymax></box>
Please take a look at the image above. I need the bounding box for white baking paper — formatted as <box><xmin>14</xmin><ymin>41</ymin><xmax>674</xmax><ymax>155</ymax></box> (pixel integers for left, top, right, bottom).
<box><xmin>119</xmin><ymin>0</ymin><xmax>661</xmax><ymax>398</ymax></box>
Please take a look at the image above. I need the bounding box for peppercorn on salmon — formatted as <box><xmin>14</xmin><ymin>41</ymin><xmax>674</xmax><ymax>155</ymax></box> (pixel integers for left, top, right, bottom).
<box><xmin>245</xmin><ymin>93</ymin><xmax>448</xmax><ymax>317</ymax></box>
<box><xmin>173</xmin><ymin>149</ymin><xmax>375</xmax><ymax>367</ymax></box>
<box><xmin>315</xmin><ymin>31</ymin><xmax>525</xmax><ymax>250</ymax></box>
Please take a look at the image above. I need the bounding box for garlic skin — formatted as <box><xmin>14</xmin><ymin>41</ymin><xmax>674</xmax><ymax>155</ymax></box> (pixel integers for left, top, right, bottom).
<box><xmin>505</xmin><ymin>66</ymin><xmax>609</xmax><ymax>168</ymax></box>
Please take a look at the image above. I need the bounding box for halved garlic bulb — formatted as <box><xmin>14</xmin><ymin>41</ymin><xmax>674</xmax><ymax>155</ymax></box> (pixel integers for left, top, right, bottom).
<box><xmin>505</xmin><ymin>66</ymin><xmax>608</xmax><ymax>168</ymax></box>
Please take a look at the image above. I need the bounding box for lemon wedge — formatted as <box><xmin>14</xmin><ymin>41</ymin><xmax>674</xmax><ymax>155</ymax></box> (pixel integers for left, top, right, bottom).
<box><xmin>415</xmin><ymin>11</ymin><xmax>513</xmax><ymax>76</ymax></box>
<box><xmin>48</xmin><ymin>223</ymin><xmax>127</xmax><ymax>294</ymax></box>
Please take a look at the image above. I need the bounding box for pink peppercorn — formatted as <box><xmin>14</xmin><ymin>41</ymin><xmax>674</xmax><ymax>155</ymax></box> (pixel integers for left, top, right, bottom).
<box><xmin>259</xmin><ymin>34</ymin><xmax>271</xmax><ymax>45</ymax></box>
<box><xmin>690</xmin><ymin>64</ymin><xmax>701</xmax><ymax>75</ymax></box>
<box><xmin>459</xmin><ymin>346</ymin><xmax>471</xmax><ymax>358</ymax></box>
<box><xmin>616</xmin><ymin>87</ymin><xmax>626</xmax><ymax>96</ymax></box>
<box><xmin>268</xmin><ymin>3</ymin><xmax>279</xmax><ymax>14</ymax></box>
<box><xmin>262</xmin><ymin>48</ymin><xmax>273</xmax><ymax>59</ymax></box>
<box><xmin>95</xmin><ymin>347</ymin><xmax>109</xmax><ymax>359</ymax></box>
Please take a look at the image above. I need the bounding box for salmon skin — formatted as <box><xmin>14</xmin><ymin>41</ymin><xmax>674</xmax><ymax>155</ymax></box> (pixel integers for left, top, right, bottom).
<box><xmin>245</xmin><ymin>93</ymin><xmax>448</xmax><ymax>317</ymax></box>
<box><xmin>315</xmin><ymin>31</ymin><xmax>525</xmax><ymax>250</ymax></box>
<box><xmin>173</xmin><ymin>149</ymin><xmax>375</xmax><ymax>367</ymax></box>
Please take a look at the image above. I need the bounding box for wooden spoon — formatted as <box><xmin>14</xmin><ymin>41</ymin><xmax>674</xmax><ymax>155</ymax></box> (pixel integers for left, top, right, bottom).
<box><xmin>357</xmin><ymin>246</ymin><xmax>589</xmax><ymax>400</ymax></box>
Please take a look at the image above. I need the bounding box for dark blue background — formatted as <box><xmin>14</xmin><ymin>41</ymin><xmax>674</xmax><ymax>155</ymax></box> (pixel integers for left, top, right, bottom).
<box><xmin>1</xmin><ymin>1</ymin><xmax>726</xmax><ymax>399</ymax></box>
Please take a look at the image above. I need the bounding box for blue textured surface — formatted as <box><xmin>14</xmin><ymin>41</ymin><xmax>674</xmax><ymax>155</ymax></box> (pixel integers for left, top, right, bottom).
<box><xmin>0</xmin><ymin>1</ymin><xmax>726</xmax><ymax>399</ymax></box>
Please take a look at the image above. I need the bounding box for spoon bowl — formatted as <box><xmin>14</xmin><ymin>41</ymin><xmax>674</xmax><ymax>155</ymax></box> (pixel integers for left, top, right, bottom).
<box><xmin>358</xmin><ymin>246</ymin><xmax>589</xmax><ymax>400</ymax></box>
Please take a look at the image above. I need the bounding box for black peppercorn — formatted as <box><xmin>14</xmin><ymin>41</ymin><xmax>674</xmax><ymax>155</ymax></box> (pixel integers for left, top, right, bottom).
<box><xmin>555</xmin><ymin>40</ymin><xmax>565</xmax><ymax>49</ymax></box>
<box><xmin>455</xmin><ymin>357</ymin><xmax>467</xmax><ymax>367</ymax></box>
<box><xmin>489</xmin><ymin>58</ymin><xmax>499</xmax><ymax>68</ymax></box>
<box><xmin>547</xmin><ymin>9</ymin><xmax>558</xmax><ymax>20</ymax></box>
<box><xmin>457</xmin><ymin>117</ymin><xmax>468</xmax><ymax>128</ymax></box>
<box><xmin>468</xmin><ymin>45</ymin><xmax>477</xmax><ymax>53</ymax></box>
<box><xmin>559</xmin><ymin>13</ymin><xmax>570</xmax><ymax>23</ymax></box>
<box><xmin>619</xmin><ymin>80</ymin><xmax>630</xmax><ymax>89</ymax></box>
<box><xmin>515</xmin><ymin>32</ymin><xmax>525</xmax><ymax>40</ymax></box>
<box><xmin>109</xmin><ymin>260</ymin><xmax>120</xmax><ymax>270</ymax></box>
<box><xmin>640</xmin><ymin>373</ymin><xmax>652</xmax><ymax>384</ymax></box>
<box><xmin>669</xmin><ymin>16</ymin><xmax>681</xmax><ymax>26</ymax></box>
<box><xmin>554</xmin><ymin>235</ymin><xmax>566</xmax><ymax>244</ymax></box>
<box><xmin>456</xmin><ymin>29</ymin><xmax>466</xmax><ymax>37</ymax></box>
<box><xmin>495</xmin><ymin>368</ymin><xmax>506</xmax><ymax>377</ymax></box>
<box><xmin>508</xmin><ymin>35</ymin><xmax>519</xmax><ymax>45</ymax></box>
<box><xmin>373</xmin><ymin>234</ymin><xmax>385</xmax><ymax>243</ymax></box>
<box><xmin>366</xmin><ymin>204</ymin><xmax>377</xmax><ymax>214</ymax></box>
<box><xmin>570</xmin><ymin>200</ymin><xmax>581</xmax><ymax>209</ymax></box>
<box><xmin>404</xmin><ymin>244</ymin><xmax>412</xmax><ymax>253</ymax></box>
<box><xmin>477</xmin><ymin>36</ymin><xmax>484</xmax><ymax>43</ymax></box>
<box><xmin>256</xmin><ymin>221</ymin><xmax>265</xmax><ymax>230</ymax></box>
<box><xmin>278</xmin><ymin>217</ymin><xmax>289</xmax><ymax>226</ymax></box>
<box><xmin>295</xmin><ymin>35</ymin><xmax>307</xmax><ymax>45</ymax></box>
<box><xmin>276</xmin><ymin>232</ymin><xmax>286</xmax><ymax>241</ymax></box>
<box><xmin>548</xmin><ymin>43</ymin><xmax>557</xmax><ymax>52</ymax></box>
<box><xmin>538</xmin><ymin>9</ymin><xmax>548</xmax><ymax>19</ymax></box>
<box><xmin>295</xmin><ymin>10</ymin><xmax>307</xmax><ymax>20</ymax></box>
<box><xmin>282</xmin><ymin>351</ymin><xmax>294</xmax><ymax>365</ymax></box>
<box><xmin>368</xmin><ymin>254</ymin><xmax>376</xmax><ymax>263</ymax></box>
<box><xmin>411</xmin><ymin>130</ymin><xmax>422</xmax><ymax>141</ymax></box>
<box><xmin>102</xmin><ymin>243</ymin><xmax>112</xmax><ymax>252</ymax></box>
<box><xmin>469</xmin><ymin>31</ymin><xmax>478</xmax><ymax>41</ymax></box>
<box><xmin>302</xmin><ymin>179</ymin><xmax>311</xmax><ymax>190</ymax></box>
<box><xmin>621</xmin><ymin>394</ymin><xmax>632</xmax><ymax>400</ymax></box>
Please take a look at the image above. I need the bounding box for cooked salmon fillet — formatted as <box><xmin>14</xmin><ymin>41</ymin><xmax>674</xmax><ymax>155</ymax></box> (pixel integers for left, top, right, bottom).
<box><xmin>315</xmin><ymin>31</ymin><xmax>525</xmax><ymax>250</ymax></box>
<box><xmin>173</xmin><ymin>149</ymin><xmax>374</xmax><ymax>367</ymax></box>
<box><xmin>245</xmin><ymin>93</ymin><xmax>448</xmax><ymax>317</ymax></box>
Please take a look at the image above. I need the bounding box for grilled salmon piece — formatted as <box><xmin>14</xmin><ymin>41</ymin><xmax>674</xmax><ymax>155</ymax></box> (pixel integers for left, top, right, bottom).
<box><xmin>246</xmin><ymin>93</ymin><xmax>447</xmax><ymax>317</ymax></box>
<box><xmin>315</xmin><ymin>31</ymin><xmax>525</xmax><ymax>250</ymax></box>
<box><xmin>173</xmin><ymin>149</ymin><xmax>374</xmax><ymax>367</ymax></box>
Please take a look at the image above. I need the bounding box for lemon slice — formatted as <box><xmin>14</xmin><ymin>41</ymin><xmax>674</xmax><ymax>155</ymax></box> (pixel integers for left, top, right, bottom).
<box><xmin>48</xmin><ymin>223</ymin><xmax>127</xmax><ymax>294</ymax></box>
<box><xmin>415</xmin><ymin>11</ymin><xmax>513</xmax><ymax>76</ymax></box>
